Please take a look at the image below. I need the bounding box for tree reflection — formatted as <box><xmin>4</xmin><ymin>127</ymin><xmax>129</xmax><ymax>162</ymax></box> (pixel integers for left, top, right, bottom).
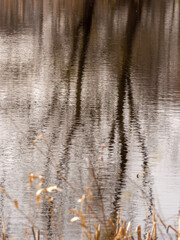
<box><xmin>110</xmin><ymin>0</ymin><xmax>152</xmax><ymax>219</ymax></box>
<box><xmin>0</xmin><ymin>0</ymin><xmax>180</xmax><ymax>238</ymax></box>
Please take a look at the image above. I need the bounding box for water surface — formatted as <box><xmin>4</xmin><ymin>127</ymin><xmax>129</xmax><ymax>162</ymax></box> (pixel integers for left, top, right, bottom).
<box><xmin>0</xmin><ymin>0</ymin><xmax>180</xmax><ymax>238</ymax></box>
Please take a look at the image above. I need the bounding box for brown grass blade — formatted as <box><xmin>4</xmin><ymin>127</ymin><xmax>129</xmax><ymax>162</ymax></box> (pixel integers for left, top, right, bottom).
<box><xmin>32</xmin><ymin>227</ymin><xmax>36</xmax><ymax>240</ymax></box>
<box><xmin>36</xmin><ymin>188</ymin><xmax>46</xmax><ymax>207</ymax></box>
<box><xmin>94</xmin><ymin>224</ymin><xmax>100</xmax><ymax>240</ymax></box>
<box><xmin>153</xmin><ymin>205</ymin><xmax>157</xmax><ymax>240</ymax></box>
<box><xmin>46</xmin><ymin>185</ymin><xmax>62</xmax><ymax>193</ymax></box>
<box><xmin>36</xmin><ymin>230</ymin><xmax>40</xmax><ymax>240</ymax></box>
<box><xmin>14</xmin><ymin>200</ymin><xmax>19</xmax><ymax>208</ymax></box>
<box><xmin>2</xmin><ymin>216</ymin><xmax>6</xmax><ymax>240</ymax></box>
<box><xmin>145</xmin><ymin>232</ymin><xmax>151</xmax><ymax>240</ymax></box>
<box><xmin>178</xmin><ymin>211</ymin><xmax>180</xmax><ymax>240</ymax></box>
<box><xmin>70</xmin><ymin>216</ymin><xmax>80</xmax><ymax>223</ymax></box>
<box><xmin>136</xmin><ymin>225</ymin><xmax>141</xmax><ymax>240</ymax></box>
<box><xmin>29</xmin><ymin>173</ymin><xmax>44</xmax><ymax>188</ymax></box>
<box><xmin>167</xmin><ymin>225</ymin><xmax>179</xmax><ymax>235</ymax></box>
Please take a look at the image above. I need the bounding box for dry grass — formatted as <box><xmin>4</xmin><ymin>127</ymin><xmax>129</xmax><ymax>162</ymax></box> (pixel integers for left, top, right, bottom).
<box><xmin>1</xmin><ymin>167</ymin><xmax>180</xmax><ymax>240</ymax></box>
<box><xmin>0</xmin><ymin>112</ymin><xmax>179</xmax><ymax>239</ymax></box>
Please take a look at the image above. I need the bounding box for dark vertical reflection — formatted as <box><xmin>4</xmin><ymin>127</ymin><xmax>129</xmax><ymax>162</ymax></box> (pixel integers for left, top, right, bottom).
<box><xmin>43</xmin><ymin>201</ymin><xmax>54</xmax><ymax>240</ymax></box>
<box><xmin>75</xmin><ymin>0</ymin><xmax>95</xmax><ymax>121</ymax></box>
<box><xmin>38</xmin><ymin>0</ymin><xmax>44</xmax><ymax>53</ymax></box>
<box><xmin>167</xmin><ymin>0</ymin><xmax>175</xmax><ymax>84</ymax></box>
<box><xmin>112</xmin><ymin>0</ymin><xmax>144</xmax><ymax>216</ymax></box>
<box><xmin>59</xmin><ymin>0</ymin><xmax>96</xmax><ymax>159</ymax></box>
<box><xmin>128</xmin><ymin>80</ymin><xmax>154</xmax><ymax>225</ymax></box>
<box><xmin>41</xmin><ymin>2</ymin><xmax>96</xmax><ymax>233</ymax></box>
<box><xmin>179</xmin><ymin>1</ymin><xmax>180</xmax><ymax>40</ymax></box>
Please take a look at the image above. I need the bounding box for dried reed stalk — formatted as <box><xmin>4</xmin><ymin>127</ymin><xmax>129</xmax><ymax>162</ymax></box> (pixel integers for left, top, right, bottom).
<box><xmin>145</xmin><ymin>232</ymin><xmax>151</xmax><ymax>240</ymax></box>
<box><xmin>152</xmin><ymin>203</ymin><xmax>157</xmax><ymax>240</ymax></box>
<box><xmin>2</xmin><ymin>216</ymin><xmax>6</xmax><ymax>240</ymax></box>
<box><xmin>36</xmin><ymin>230</ymin><xmax>40</xmax><ymax>240</ymax></box>
<box><xmin>32</xmin><ymin>227</ymin><xmax>36</xmax><ymax>240</ymax></box>
<box><xmin>136</xmin><ymin>225</ymin><xmax>141</xmax><ymax>240</ymax></box>
<box><xmin>178</xmin><ymin>211</ymin><xmax>180</xmax><ymax>240</ymax></box>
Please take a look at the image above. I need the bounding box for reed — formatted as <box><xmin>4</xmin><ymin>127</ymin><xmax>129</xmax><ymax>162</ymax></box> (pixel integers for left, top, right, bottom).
<box><xmin>0</xmin><ymin>113</ymin><xmax>179</xmax><ymax>239</ymax></box>
<box><xmin>0</xmin><ymin>168</ymin><xmax>179</xmax><ymax>240</ymax></box>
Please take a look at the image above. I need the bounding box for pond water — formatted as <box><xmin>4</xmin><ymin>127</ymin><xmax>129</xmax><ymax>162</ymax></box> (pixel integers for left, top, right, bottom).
<box><xmin>0</xmin><ymin>0</ymin><xmax>180</xmax><ymax>239</ymax></box>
